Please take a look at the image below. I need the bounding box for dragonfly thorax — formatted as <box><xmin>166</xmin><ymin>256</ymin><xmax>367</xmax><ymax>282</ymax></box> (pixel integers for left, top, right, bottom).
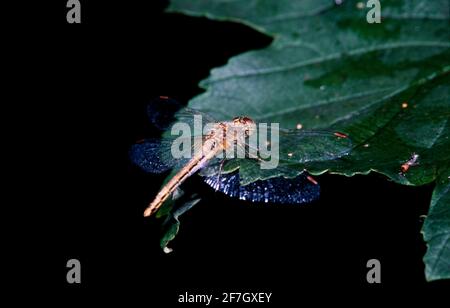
<box><xmin>231</xmin><ymin>116</ymin><xmax>256</xmax><ymax>137</ymax></box>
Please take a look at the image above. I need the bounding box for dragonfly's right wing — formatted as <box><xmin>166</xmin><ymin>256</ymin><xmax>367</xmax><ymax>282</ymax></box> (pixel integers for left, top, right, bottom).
<box><xmin>203</xmin><ymin>169</ymin><xmax>320</xmax><ymax>205</ymax></box>
<box><xmin>261</xmin><ymin>127</ymin><xmax>353</xmax><ymax>165</ymax></box>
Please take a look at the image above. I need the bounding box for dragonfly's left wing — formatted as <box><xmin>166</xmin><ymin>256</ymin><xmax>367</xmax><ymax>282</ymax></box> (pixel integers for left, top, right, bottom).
<box><xmin>147</xmin><ymin>96</ymin><xmax>219</xmax><ymax>136</ymax></box>
<box><xmin>203</xmin><ymin>170</ymin><xmax>320</xmax><ymax>204</ymax></box>
<box><xmin>130</xmin><ymin>136</ymin><xmax>205</xmax><ymax>173</ymax></box>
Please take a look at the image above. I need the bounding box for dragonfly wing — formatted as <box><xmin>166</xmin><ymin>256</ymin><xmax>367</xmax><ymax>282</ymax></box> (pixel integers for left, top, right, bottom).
<box><xmin>147</xmin><ymin>96</ymin><xmax>218</xmax><ymax>135</ymax></box>
<box><xmin>265</xmin><ymin>127</ymin><xmax>352</xmax><ymax>164</ymax></box>
<box><xmin>147</xmin><ymin>97</ymin><xmax>182</xmax><ymax>130</ymax></box>
<box><xmin>198</xmin><ymin>158</ymin><xmax>241</xmax><ymax>177</ymax></box>
<box><xmin>130</xmin><ymin>136</ymin><xmax>204</xmax><ymax>173</ymax></box>
<box><xmin>204</xmin><ymin>170</ymin><xmax>320</xmax><ymax>204</ymax></box>
<box><xmin>130</xmin><ymin>138</ymin><xmax>179</xmax><ymax>173</ymax></box>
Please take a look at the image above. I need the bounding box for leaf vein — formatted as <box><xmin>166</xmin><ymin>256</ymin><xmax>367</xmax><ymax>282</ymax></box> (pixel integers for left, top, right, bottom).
<box><xmin>208</xmin><ymin>42</ymin><xmax>450</xmax><ymax>83</ymax></box>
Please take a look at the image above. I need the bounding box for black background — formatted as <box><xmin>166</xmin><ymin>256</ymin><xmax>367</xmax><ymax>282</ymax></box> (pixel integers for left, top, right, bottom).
<box><xmin>22</xmin><ymin>0</ymin><xmax>449</xmax><ymax>303</ymax></box>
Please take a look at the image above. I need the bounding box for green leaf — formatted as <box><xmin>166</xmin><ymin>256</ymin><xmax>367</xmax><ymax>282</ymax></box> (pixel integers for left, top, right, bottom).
<box><xmin>169</xmin><ymin>0</ymin><xmax>450</xmax><ymax>185</ymax></box>
<box><xmin>166</xmin><ymin>0</ymin><xmax>450</xmax><ymax>280</ymax></box>
<box><xmin>422</xmin><ymin>163</ymin><xmax>450</xmax><ymax>281</ymax></box>
<box><xmin>160</xmin><ymin>194</ymin><xmax>201</xmax><ymax>251</ymax></box>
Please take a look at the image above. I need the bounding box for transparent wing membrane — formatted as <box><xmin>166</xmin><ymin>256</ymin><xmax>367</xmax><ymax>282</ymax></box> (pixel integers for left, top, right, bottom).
<box><xmin>129</xmin><ymin>136</ymin><xmax>205</xmax><ymax>173</ymax></box>
<box><xmin>204</xmin><ymin>170</ymin><xmax>320</xmax><ymax>204</ymax></box>
<box><xmin>173</xmin><ymin>107</ymin><xmax>219</xmax><ymax>137</ymax></box>
<box><xmin>147</xmin><ymin>96</ymin><xmax>218</xmax><ymax>135</ymax></box>
<box><xmin>256</xmin><ymin>127</ymin><xmax>352</xmax><ymax>165</ymax></box>
<box><xmin>147</xmin><ymin>96</ymin><xmax>183</xmax><ymax>130</ymax></box>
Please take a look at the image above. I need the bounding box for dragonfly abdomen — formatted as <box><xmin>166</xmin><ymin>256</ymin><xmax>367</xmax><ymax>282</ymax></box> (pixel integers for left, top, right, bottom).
<box><xmin>143</xmin><ymin>139</ymin><xmax>223</xmax><ymax>217</ymax></box>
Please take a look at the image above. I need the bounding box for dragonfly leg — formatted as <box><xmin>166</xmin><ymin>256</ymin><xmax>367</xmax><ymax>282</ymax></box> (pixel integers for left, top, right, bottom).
<box><xmin>247</xmin><ymin>144</ymin><xmax>275</xmax><ymax>167</ymax></box>
<box><xmin>215</xmin><ymin>158</ymin><xmax>226</xmax><ymax>191</ymax></box>
<box><xmin>246</xmin><ymin>143</ymin><xmax>260</xmax><ymax>158</ymax></box>
<box><xmin>306</xmin><ymin>175</ymin><xmax>318</xmax><ymax>185</ymax></box>
<box><xmin>237</xmin><ymin>142</ymin><xmax>272</xmax><ymax>166</ymax></box>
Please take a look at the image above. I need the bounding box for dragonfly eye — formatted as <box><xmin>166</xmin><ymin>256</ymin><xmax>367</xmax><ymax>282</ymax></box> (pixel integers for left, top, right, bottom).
<box><xmin>232</xmin><ymin>116</ymin><xmax>254</xmax><ymax>124</ymax></box>
<box><xmin>231</xmin><ymin>116</ymin><xmax>255</xmax><ymax>136</ymax></box>
<box><xmin>232</xmin><ymin>116</ymin><xmax>242</xmax><ymax>123</ymax></box>
<box><xmin>242</xmin><ymin>116</ymin><xmax>254</xmax><ymax>125</ymax></box>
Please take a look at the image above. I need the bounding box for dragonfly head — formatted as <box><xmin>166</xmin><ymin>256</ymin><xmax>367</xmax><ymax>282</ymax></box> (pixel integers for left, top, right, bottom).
<box><xmin>232</xmin><ymin>116</ymin><xmax>256</xmax><ymax>136</ymax></box>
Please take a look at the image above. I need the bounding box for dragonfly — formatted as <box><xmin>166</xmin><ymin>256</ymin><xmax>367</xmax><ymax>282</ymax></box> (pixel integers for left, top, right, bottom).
<box><xmin>130</xmin><ymin>97</ymin><xmax>352</xmax><ymax>217</ymax></box>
